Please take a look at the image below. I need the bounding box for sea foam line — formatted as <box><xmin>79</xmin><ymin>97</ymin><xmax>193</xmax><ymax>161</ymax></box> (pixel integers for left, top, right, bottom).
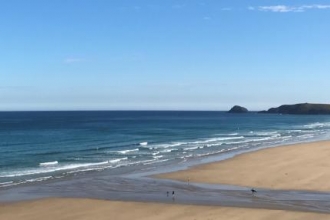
<box><xmin>184</xmin><ymin>146</ymin><xmax>201</xmax><ymax>151</ymax></box>
<box><xmin>0</xmin><ymin>181</ymin><xmax>13</xmax><ymax>185</ymax></box>
<box><xmin>191</xmin><ymin>136</ymin><xmax>244</xmax><ymax>144</ymax></box>
<box><xmin>153</xmin><ymin>142</ymin><xmax>185</xmax><ymax>149</ymax></box>
<box><xmin>117</xmin><ymin>149</ymin><xmax>139</xmax><ymax>154</ymax></box>
<box><xmin>0</xmin><ymin>158</ymin><xmax>128</xmax><ymax>178</ymax></box>
<box><xmin>39</xmin><ymin>161</ymin><xmax>58</xmax><ymax>166</ymax></box>
<box><xmin>303</xmin><ymin>122</ymin><xmax>330</xmax><ymax>129</ymax></box>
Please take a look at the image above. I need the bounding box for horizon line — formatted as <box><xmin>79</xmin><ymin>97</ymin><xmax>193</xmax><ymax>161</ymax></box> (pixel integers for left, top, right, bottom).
<box><xmin>0</xmin><ymin>109</ymin><xmax>265</xmax><ymax>112</ymax></box>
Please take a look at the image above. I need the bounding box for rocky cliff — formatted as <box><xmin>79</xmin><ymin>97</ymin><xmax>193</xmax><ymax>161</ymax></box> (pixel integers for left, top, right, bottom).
<box><xmin>259</xmin><ymin>103</ymin><xmax>330</xmax><ymax>115</ymax></box>
<box><xmin>228</xmin><ymin>105</ymin><xmax>248</xmax><ymax>113</ymax></box>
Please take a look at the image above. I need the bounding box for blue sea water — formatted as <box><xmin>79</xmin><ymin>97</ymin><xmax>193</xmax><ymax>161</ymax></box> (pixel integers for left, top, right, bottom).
<box><xmin>1</xmin><ymin>111</ymin><xmax>330</xmax><ymax>188</ymax></box>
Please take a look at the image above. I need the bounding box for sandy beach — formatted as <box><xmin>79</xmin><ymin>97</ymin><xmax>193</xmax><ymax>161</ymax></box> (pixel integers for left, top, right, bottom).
<box><xmin>1</xmin><ymin>198</ymin><xmax>330</xmax><ymax>220</ymax></box>
<box><xmin>2</xmin><ymin>140</ymin><xmax>330</xmax><ymax>219</ymax></box>
<box><xmin>157</xmin><ymin>140</ymin><xmax>330</xmax><ymax>191</ymax></box>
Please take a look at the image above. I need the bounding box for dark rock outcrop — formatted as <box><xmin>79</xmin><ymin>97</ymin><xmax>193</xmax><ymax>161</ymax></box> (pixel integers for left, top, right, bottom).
<box><xmin>259</xmin><ymin>103</ymin><xmax>330</xmax><ymax>115</ymax></box>
<box><xmin>228</xmin><ymin>105</ymin><xmax>248</xmax><ymax>113</ymax></box>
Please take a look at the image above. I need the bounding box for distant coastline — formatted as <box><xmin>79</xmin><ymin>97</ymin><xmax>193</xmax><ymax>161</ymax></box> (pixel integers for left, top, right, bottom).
<box><xmin>227</xmin><ymin>103</ymin><xmax>330</xmax><ymax>115</ymax></box>
<box><xmin>259</xmin><ymin>103</ymin><xmax>330</xmax><ymax>115</ymax></box>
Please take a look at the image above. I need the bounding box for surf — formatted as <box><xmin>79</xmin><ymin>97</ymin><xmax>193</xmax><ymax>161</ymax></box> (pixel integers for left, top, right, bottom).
<box><xmin>39</xmin><ymin>161</ymin><xmax>58</xmax><ymax>166</ymax></box>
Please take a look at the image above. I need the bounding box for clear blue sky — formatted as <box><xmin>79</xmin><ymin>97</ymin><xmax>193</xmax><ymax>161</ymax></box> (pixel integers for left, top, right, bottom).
<box><xmin>1</xmin><ymin>0</ymin><xmax>330</xmax><ymax>111</ymax></box>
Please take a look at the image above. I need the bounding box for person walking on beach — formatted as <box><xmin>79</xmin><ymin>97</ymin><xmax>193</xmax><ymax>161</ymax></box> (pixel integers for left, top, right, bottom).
<box><xmin>167</xmin><ymin>191</ymin><xmax>169</xmax><ymax>197</ymax></box>
<box><xmin>172</xmin><ymin>191</ymin><xmax>175</xmax><ymax>201</ymax></box>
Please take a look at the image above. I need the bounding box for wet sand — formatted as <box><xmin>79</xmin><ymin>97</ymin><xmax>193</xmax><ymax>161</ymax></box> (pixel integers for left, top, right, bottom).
<box><xmin>157</xmin><ymin>140</ymin><xmax>330</xmax><ymax>191</ymax></box>
<box><xmin>1</xmin><ymin>198</ymin><xmax>330</xmax><ymax>220</ymax></box>
<box><xmin>2</xmin><ymin>140</ymin><xmax>330</xmax><ymax>219</ymax></box>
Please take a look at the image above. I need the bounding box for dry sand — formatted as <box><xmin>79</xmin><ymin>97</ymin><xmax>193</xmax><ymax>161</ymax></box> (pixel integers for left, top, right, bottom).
<box><xmin>157</xmin><ymin>140</ymin><xmax>330</xmax><ymax>191</ymax></box>
<box><xmin>1</xmin><ymin>198</ymin><xmax>330</xmax><ymax>220</ymax></box>
<box><xmin>3</xmin><ymin>140</ymin><xmax>330</xmax><ymax>219</ymax></box>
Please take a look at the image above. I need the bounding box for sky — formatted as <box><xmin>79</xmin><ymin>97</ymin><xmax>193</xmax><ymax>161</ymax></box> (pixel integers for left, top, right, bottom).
<box><xmin>1</xmin><ymin>0</ymin><xmax>330</xmax><ymax>111</ymax></box>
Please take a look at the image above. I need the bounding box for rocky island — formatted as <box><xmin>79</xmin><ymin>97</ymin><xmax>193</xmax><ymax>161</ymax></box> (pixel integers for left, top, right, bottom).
<box><xmin>228</xmin><ymin>105</ymin><xmax>248</xmax><ymax>113</ymax></box>
<box><xmin>259</xmin><ymin>103</ymin><xmax>330</xmax><ymax>115</ymax></box>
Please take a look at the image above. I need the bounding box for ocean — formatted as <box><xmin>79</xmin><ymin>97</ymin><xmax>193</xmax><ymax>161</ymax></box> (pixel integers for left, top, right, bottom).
<box><xmin>1</xmin><ymin>111</ymin><xmax>330</xmax><ymax>188</ymax></box>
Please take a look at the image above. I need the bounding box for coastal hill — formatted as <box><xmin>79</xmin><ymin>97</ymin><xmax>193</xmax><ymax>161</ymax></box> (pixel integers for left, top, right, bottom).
<box><xmin>259</xmin><ymin>103</ymin><xmax>330</xmax><ymax>115</ymax></box>
<box><xmin>228</xmin><ymin>105</ymin><xmax>248</xmax><ymax>113</ymax></box>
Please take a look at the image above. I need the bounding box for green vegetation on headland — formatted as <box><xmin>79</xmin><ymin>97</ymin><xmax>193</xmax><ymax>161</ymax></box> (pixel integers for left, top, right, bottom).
<box><xmin>259</xmin><ymin>103</ymin><xmax>330</xmax><ymax>115</ymax></box>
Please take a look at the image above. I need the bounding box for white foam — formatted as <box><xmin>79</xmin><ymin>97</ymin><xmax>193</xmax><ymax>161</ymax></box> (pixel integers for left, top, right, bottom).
<box><xmin>297</xmin><ymin>134</ymin><xmax>315</xmax><ymax>139</ymax></box>
<box><xmin>0</xmin><ymin>181</ymin><xmax>13</xmax><ymax>185</ymax></box>
<box><xmin>253</xmin><ymin>131</ymin><xmax>279</xmax><ymax>136</ymax></box>
<box><xmin>226</xmin><ymin>135</ymin><xmax>282</xmax><ymax>145</ymax></box>
<box><xmin>140</xmin><ymin>159</ymin><xmax>156</xmax><ymax>164</ymax></box>
<box><xmin>184</xmin><ymin>146</ymin><xmax>200</xmax><ymax>151</ymax></box>
<box><xmin>228</xmin><ymin>133</ymin><xmax>239</xmax><ymax>136</ymax></box>
<box><xmin>225</xmin><ymin>140</ymin><xmax>251</xmax><ymax>145</ymax></box>
<box><xmin>0</xmin><ymin>159</ymin><xmax>125</xmax><ymax>178</ymax></box>
<box><xmin>195</xmin><ymin>148</ymin><xmax>230</xmax><ymax>158</ymax></box>
<box><xmin>280</xmin><ymin>135</ymin><xmax>292</xmax><ymax>139</ymax></box>
<box><xmin>159</xmin><ymin>149</ymin><xmax>173</xmax><ymax>153</ymax></box>
<box><xmin>109</xmin><ymin>157</ymin><xmax>128</xmax><ymax>163</ymax></box>
<box><xmin>180</xmin><ymin>154</ymin><xmax>194</xmax><ymax>159</ymax></box>
<box><xmin>216</xmin><ymin>133</ymin><xmax>239</xmax><ymax>136</ymax></box>
<box><xmin>66</xmin><ymin>168</ymin><xmax>104</xmax><ymax>174</ymax></box>
<box><xmin>139</xmin><ymin>142</ymin><xmax>148</xmax><ymax>146</ymax></box>
<box><xmin>118</xmin><ymin>149</ymin><xmax>139</xmax><ymax>154</ymax></box>
<box><xmin>251</xmin><ymin>137</ymin><xmax>275</xmax><ymax>142</ymax></box>
<box><xmin>143</xmin><ymin>159</ymin><xmax>169</xmax><ymax>165</ymax></box>
<box><xmin>39</xmin><ymin>161</ymin><xmax>58</xmax><ymax>166</ymax></box>
<box><xmin>26</xmin><ymin>176</ymin><xmax>53</xmax><ymax>182</ymax></box>
<box><xmin>204</xmin><ymin>143</ymin><xmax>223</xmax><ymax>147</ymax></box>
<box><xmin>227</xmin><ymin>146</ymin><xmax>240</xmax><ymax>150</ymax></box>
<box><xmin>303</xmin><ymin>122</ymin><xmax>330</xmax><ymax>129</ymax></box>
<box><xmin>153</xmin><ymin>137</ymin><xmax>244</xmax><ymax>151</ymax></box>
<box><xmin>191</xmin><ymin>136</ymin><xmax>244</xmax><ymax>144</ymax></box>
<box><xmin>153</xmin><ymin>142</ymin><xmax>185</xmax><ymax>149</ymax></box>
<box><xmin>0</xmin><ymin>182</ymin><xmax>20</xmax><ymax>188</ymax></box>
<box><xmin>287</xmin><ymin>129</ymin><xmax>302</xmax><ymax>133</ymax></box>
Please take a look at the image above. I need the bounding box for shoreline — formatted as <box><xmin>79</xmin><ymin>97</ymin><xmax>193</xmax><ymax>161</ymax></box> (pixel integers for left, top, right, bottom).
<box><xmin>2</xmin><ymin>128</ymin><xmax>329</xmax><ymax>190</ymax></box>
<box><xmin>2</xmin><ymin>137</ymin><xmax>327</xmax><ymax>194</ymax></box>
<box><xmin>2</xmin><ymin>140</ymin><xmax>330</xmax><ymax>219</ymax></box>
<box><xmin>123</xmin><ymin>137</ymin><xmax>330</xmax><ymax>180</ymax></box>
<box><xmin>155</xmin><ymin>140</ymin><xmax>330</xmax><ymax>191</ymax></box>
